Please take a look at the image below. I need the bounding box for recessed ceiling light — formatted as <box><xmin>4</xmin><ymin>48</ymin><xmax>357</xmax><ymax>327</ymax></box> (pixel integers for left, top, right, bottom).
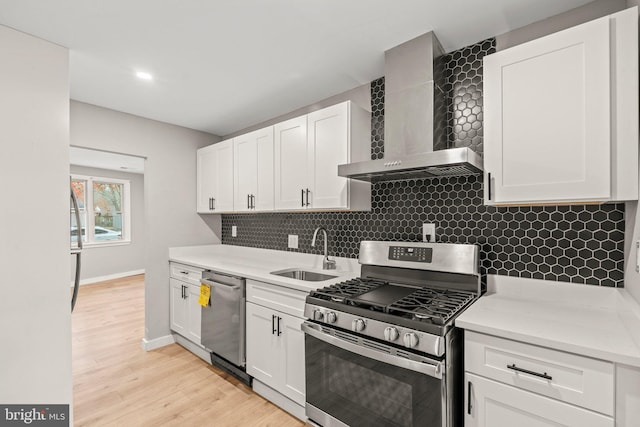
<box><xmin>136</xmin><ymin>71</ymin><xmax>153</xmax><ymax>81</ymax></box>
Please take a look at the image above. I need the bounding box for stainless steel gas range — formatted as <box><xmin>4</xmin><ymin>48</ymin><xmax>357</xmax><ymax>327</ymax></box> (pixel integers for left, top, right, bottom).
<box><xmin>302</xmin><ymin>241</ymin><xmax>482</xmax><ymax>427</ymax></box>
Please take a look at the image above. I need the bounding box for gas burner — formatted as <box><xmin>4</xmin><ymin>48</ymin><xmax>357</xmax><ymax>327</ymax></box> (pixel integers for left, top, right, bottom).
<box><xmin>389</xmin><ymin>288</ymin><xmax>476</xmax><ymax>325</ymax></box>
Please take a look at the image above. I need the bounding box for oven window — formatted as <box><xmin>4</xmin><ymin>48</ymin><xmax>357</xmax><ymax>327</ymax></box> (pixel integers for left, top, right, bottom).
<box><xmin>305</xmin><ymin>333</ymin><xmax>442</xmax><ymax>427</ymax></box>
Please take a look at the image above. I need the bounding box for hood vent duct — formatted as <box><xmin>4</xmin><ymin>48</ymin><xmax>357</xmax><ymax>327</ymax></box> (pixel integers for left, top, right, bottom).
<box><xmin>338</xmin><ymin>32</ymin><xmax>483</xmax><ymax>183</ymax></box>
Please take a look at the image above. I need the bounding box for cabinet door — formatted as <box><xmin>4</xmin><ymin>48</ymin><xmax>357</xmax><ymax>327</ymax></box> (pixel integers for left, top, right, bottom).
<box><xmin>274</xmin><ymin>116</ymin><xmax>308</xmax><ymax>210</ymax></box>
<box><xmin>484</xmin><ymin>16</ymin><xmax>611</xmax><ymax>204</ymax></box>
<box><xmin>255</xmin><ymin>128</ymin><xmax>274</xmax><ymax>211</ymax></box>
<box><xmin>234</xmin><ymin>127</ymin><xmax>275</xmax><ymax>212</ymax></box>
<box><xmin>169</xmin><ymin>278</ymin><xmax>187</xmax><ymax>336</ymax></box>
<box><xmin>196</xmin><ymin>145</ymin><xmax>218</xmax><ymax>213</ymax></box>
<box><xmin>279</xmin><ymin>312</ymin><xmax>306</xmax><ymax>405</ymax></box>
<box><xmin>186</xmin><ymin>284</ymin><xmax>202</xmax><ymax>345</ymax></box>
<box><xmin>234</xmin><ymin>134</ymin><xmax>258</xmax><ymax>212</ymax></box>
<box><xmin>246</xmin><ymin>302</ymin><xmax>280</xmax><ymax>387</ymax></box>
<box><xmin>307</xmin><ymin>103</ymin><xmax>349</xmax><ymax>209</ymax></box>
<box><xmin>465</xmin><ymin>373</ymin><xmax>614</xmax><ymax>427</ymax></box>
<box><xmin>213</xmin><ymin>139</ymin><xmax>234</xmax><ymax>212</ymax></box>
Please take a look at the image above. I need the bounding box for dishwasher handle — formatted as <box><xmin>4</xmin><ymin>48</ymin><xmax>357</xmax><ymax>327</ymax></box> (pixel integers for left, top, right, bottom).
<box><xmin>201</xmin><ymin>270</ymin><xmax>245</xmax><ymax>288</ymax></box>
<box><xmin>201</xmin><ymin>277</ymin><xmax>243</xmax><ymax>292</ymax></box>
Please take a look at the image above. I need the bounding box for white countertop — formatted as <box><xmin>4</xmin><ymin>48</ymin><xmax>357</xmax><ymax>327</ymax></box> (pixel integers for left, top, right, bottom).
<box><xmin>456</xmin><ymin>275</ymin><xmax>640</xmax><ymax>367</ymax></box>
<box><xmin>169</xmin><ymin>244</ymin><xmax>361</xmax><ymax>293</ymax></box>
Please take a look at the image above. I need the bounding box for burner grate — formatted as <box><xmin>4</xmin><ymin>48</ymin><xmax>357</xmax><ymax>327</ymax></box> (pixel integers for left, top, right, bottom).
<box><xmin>389</xmin><ymin>288</ymin><xmax>476</xmax><ymax>325</ymax></box>
<box><xmin>310</xmin><ymin>278</ymin><xmax>386</xmax><ymax>303</ymax></box>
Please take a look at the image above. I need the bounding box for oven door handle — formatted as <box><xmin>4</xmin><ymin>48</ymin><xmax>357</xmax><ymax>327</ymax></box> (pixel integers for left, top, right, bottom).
<box><xmin>302</xmin><ymin>322</ymin><xmax>443</xmax><ymax>379</ymax></box>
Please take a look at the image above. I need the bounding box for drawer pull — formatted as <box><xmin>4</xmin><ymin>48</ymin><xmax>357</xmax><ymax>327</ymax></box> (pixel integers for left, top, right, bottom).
<box><xmin>180</xmin><ymin>271</ymin><xmax>189</xmax><ymax>275</ymax></box>
<box><xmin>507</xmin><ymin>364</ymin><xmax>552</xmax><ymax>380</ymax></box>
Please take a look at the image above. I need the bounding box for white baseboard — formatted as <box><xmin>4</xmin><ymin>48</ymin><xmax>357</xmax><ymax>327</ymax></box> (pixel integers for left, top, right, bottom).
<box><xmin>173</xmin><ymin>334</ymin><xmax>212</xmax><ymax>363</ymax></box>
<box><xmin>253</xmin><ymin>380</ymin><xmax>306</xmax><ymax>421</ymax></box>
<box><xmin>70</xmin><ymin>269</ymin><xmax>145</xmax><ymax>287</ymax></box>
<box><xmin>141</xmin><ymin>334</ymin><xmax>175</xmax><ymax>351</ymax></box>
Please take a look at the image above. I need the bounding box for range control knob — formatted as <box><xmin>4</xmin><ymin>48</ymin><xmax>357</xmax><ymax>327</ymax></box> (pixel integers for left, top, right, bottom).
<box><xmin>352</xmin><ymin>318</ymin><xmax>366</xmax><ymax>332</ymax></box>
<box><xmin>384</xmin><ymin>327</ymin><xmax>399</xmax><ymax>342</ymax></box>
<box><xmin>313</xmin><ymin>309</ymin><xmax>324</xmax><ymax>321</ymax></box>
<box><xmin>403</xmin><ymin>332</ymin><xmax>419</xmax><ymax>349</ymax></box>
<box><xmin>326</xmin><ymin>312</ymin><xmax>337</xmax><ymax>324</ymax></box>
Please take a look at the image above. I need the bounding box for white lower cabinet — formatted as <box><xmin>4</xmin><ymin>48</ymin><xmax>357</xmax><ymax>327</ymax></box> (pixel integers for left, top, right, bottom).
<box><xmin>170</xmin><ymin>278</ymin><xmax>188</xmax><ymax>336</ymax></box>
<box><xmin>465</xmin><ymin>373</ymin><xmax>613</xmax><ymax>427</ymax></box>
<box><xmin>169</xmin><ymin>278</ymin><xmax>202</xmax><ymax>345</ymax></box>
<box><xmin>246</xmin><ymin>301</ymin><xmax>305</xmax><ymax>405</ymax></box>
<box><xmin>464</xmin><ymin>331</ymin><xmax>614</xmax><ymax>427</ymax></box>
<box><xmin>246</xmin><ymin>279</ymin><xmax>307</xmax><ymax>410</ymax></box>
<box><xmin>169</xmin><ymin>263</ymin><xmax>203</xmax><ymax>346</ymax></box>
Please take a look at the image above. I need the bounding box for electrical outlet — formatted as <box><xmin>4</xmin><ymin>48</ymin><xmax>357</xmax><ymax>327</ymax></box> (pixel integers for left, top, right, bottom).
<box><xmin>231</xmin><ymin>225</ymin><xmax>237</xmax><ymax>237</ymax></box>
<box><xmin>422</xmin><ymin>223</ymin><xmax>436</xmax><ymax>243</ymax></box>
<box><xmin>288</xmin><ymin>234</ymin><xmax>299</xmax><ymax>249</ymax></box>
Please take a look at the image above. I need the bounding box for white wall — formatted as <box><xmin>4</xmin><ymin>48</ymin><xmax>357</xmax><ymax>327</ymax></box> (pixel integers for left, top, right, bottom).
<box><xmin>70</xmin><ymin>101</ymin><xmax>221</xmax><ymax>341</ymax></box>
<box><xmin>70</xmin><ymin>165</ymin><xmax>145</xmax><ymax>283</ymax></box>
<box><xmin>223</xmin><ymin>83</ymin><xmax>370</xmax><ymax>139</ymax></box>
<box><xmin>0</xmin><ymin>25</ymin><xmax>72</xmax><ymax>407</ymax></box>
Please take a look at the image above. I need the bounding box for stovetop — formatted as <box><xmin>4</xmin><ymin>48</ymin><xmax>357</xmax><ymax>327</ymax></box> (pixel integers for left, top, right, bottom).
<box><xmin>308</xmin><ymin>277</ymin><xmax>476</xmax><ymax>331</ymax></box>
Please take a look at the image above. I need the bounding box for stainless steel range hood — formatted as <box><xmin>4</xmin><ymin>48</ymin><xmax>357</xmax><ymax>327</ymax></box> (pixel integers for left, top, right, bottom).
<box><xmin>338</xmin><ymin>32</ymin><xmax>483</xmax><ymax>183</ymax></box>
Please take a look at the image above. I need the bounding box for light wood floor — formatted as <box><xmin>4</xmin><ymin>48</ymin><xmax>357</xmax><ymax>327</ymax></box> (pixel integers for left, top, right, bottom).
<box><xmin>72</xmin><ymin>274</ymin><xmax>305</xmax><ymax>426</ymax></box>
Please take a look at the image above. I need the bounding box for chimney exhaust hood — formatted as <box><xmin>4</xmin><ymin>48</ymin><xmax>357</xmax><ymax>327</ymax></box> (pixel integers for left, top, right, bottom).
<box><xmin>338</xmin><ymin>32</ymin><xmax>483</xmax><ymax>183</ymax></box>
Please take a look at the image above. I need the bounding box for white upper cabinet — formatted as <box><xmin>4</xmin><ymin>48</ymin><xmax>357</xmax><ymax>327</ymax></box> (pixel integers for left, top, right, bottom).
<box><xmin>197</xmin><ymin>139</ymin><xmax>234</xmax><ymax>213</ymax></box>
<box><xmin>275</xmin><ymin>101</ymin><xmax>371</xmax><ymax>211</ymax></box>
<box><xmin>198</xmin><ymin>100</ymin><xmax>371</xmax><ymax>213</ymax></box>
<box><xmin>483</xmin><ymin>8</ymin><xmax>638</xmax><ymax>205</ymax></box>
<box><xmin>274</xmin><ymin>115</ymin><xmax>309</xmax><ymax>210</ymax></box>
<box><xmin>233</xmin><ymin>126</ymin><xmax>274</xmax><ymax>212</ymax></box>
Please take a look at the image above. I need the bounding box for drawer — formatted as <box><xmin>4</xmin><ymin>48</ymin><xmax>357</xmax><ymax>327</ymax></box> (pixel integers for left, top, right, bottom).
<box><xmin>169</xmin><ymin>262</ymin><xmax>203</xmax><ymax>286</ymax></box>
<box><xmin>246</xmin><ymin>279</ymin><xmax>307</xmax><ymax>318</ymax></box>
<box><xmin>465</xmin><ymin>331</ymin><xmax>614</xmax><ymax>416</ymax></box>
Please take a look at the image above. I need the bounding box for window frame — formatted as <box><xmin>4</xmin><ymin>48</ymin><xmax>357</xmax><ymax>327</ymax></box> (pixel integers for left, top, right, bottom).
<box><xmin>71</xmin><ymin>174</ymin><xmax>132</xmax><ymax>248</ymax></box>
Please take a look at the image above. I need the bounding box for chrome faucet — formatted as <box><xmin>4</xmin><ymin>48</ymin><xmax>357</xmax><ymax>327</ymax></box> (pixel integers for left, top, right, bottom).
<box><xmin>311</xmin><ymin>226</ymin><xmax>336</xmax><ymax>270</ymax></box>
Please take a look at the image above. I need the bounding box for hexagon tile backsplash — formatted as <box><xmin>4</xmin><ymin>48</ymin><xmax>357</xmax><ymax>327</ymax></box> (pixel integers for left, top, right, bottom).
<box><xmin>221</xmin><ymin>38</ymin><xmax>625</xmax><ymax>287</ymax></box>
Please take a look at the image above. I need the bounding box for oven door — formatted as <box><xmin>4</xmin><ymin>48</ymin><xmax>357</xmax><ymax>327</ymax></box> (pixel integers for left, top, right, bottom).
<box><xmin>303</xmin><ymin>321</ymin><xmax>447</xmax><ymax>427</ymax></box>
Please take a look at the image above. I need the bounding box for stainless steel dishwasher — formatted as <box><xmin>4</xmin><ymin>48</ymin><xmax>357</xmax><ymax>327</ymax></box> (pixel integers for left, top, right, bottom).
<box><xmin>200</xmin><ymin>270</ymin><xmax>251</xmax><ymax>385</ymax></box>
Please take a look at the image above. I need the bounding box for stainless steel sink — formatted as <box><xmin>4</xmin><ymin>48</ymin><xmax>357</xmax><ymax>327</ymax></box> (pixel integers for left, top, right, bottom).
<box><xmin>270</xmin><ymin>268</ymin><xmax>337</xmax><ymax>282</ymax></box>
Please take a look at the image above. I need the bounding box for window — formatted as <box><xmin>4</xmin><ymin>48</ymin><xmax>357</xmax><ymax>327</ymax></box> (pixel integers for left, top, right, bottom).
<box><xmin>71</xmin><ymin>175</ymin><xmax>131</xmax><ymax>247</ymax></box>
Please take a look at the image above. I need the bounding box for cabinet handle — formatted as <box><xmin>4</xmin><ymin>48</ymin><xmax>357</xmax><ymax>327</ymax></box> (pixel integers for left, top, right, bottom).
<box><xmin>305</xmin><ymin>188</ymin><xmax>310</xmax><ymax>207</ymax></box>
<box><xmin>272</xmin><ymin>315</ymin><xmax>276</xmax><ymax>335</ymax></box>
<box><xmin>301</xmin><ymin>189</ymin><xmax>304</xmax><ymax>207</ymax></box>
<box><xmin>247</xmin><ymin>194</ymin><xmax>250</xmax><ymax>209</ymax></box>
<box><xmin>208</xmin><ymin>197</ymin><xmax>212</xmax><ymax>210</ymax></box>
<box><xmin>212</xmin><ymin>198</ymin><xmax>216</xmax><ymax>210</ymax></box>
<box><xmin>487</xmin><ymin>172</ymin><xmax>492</xmax><ymax>201</ymax></box>
<box><xmin>277</xmin><ymin>316</ymin><xmax>282</xmax><ymax>336</ymax></box>
<box><xmin>181</xmin><ymin>285</ymin><xmax>185</xmax><ymax>299</ymax></box>
<box><xmin>251</xmin><ymin>194</ymin><xmax>255</xmax><ymax>209</ymax></box>
<box><xmin>467</xmin><ymin>381</ymin><xmax>473</xmax><ymax>415</ymax></box>
<box><xmin>507</xmin><ymin>364</ymin><xmax>552</xmax><ymax>380</ymax></box>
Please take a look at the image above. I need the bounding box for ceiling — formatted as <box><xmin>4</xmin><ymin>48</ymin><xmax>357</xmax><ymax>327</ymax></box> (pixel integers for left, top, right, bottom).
<box><xmin>1</xmin><ymin>0</ymin><xmax>594</xmax><ymax>137</ymax></box>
